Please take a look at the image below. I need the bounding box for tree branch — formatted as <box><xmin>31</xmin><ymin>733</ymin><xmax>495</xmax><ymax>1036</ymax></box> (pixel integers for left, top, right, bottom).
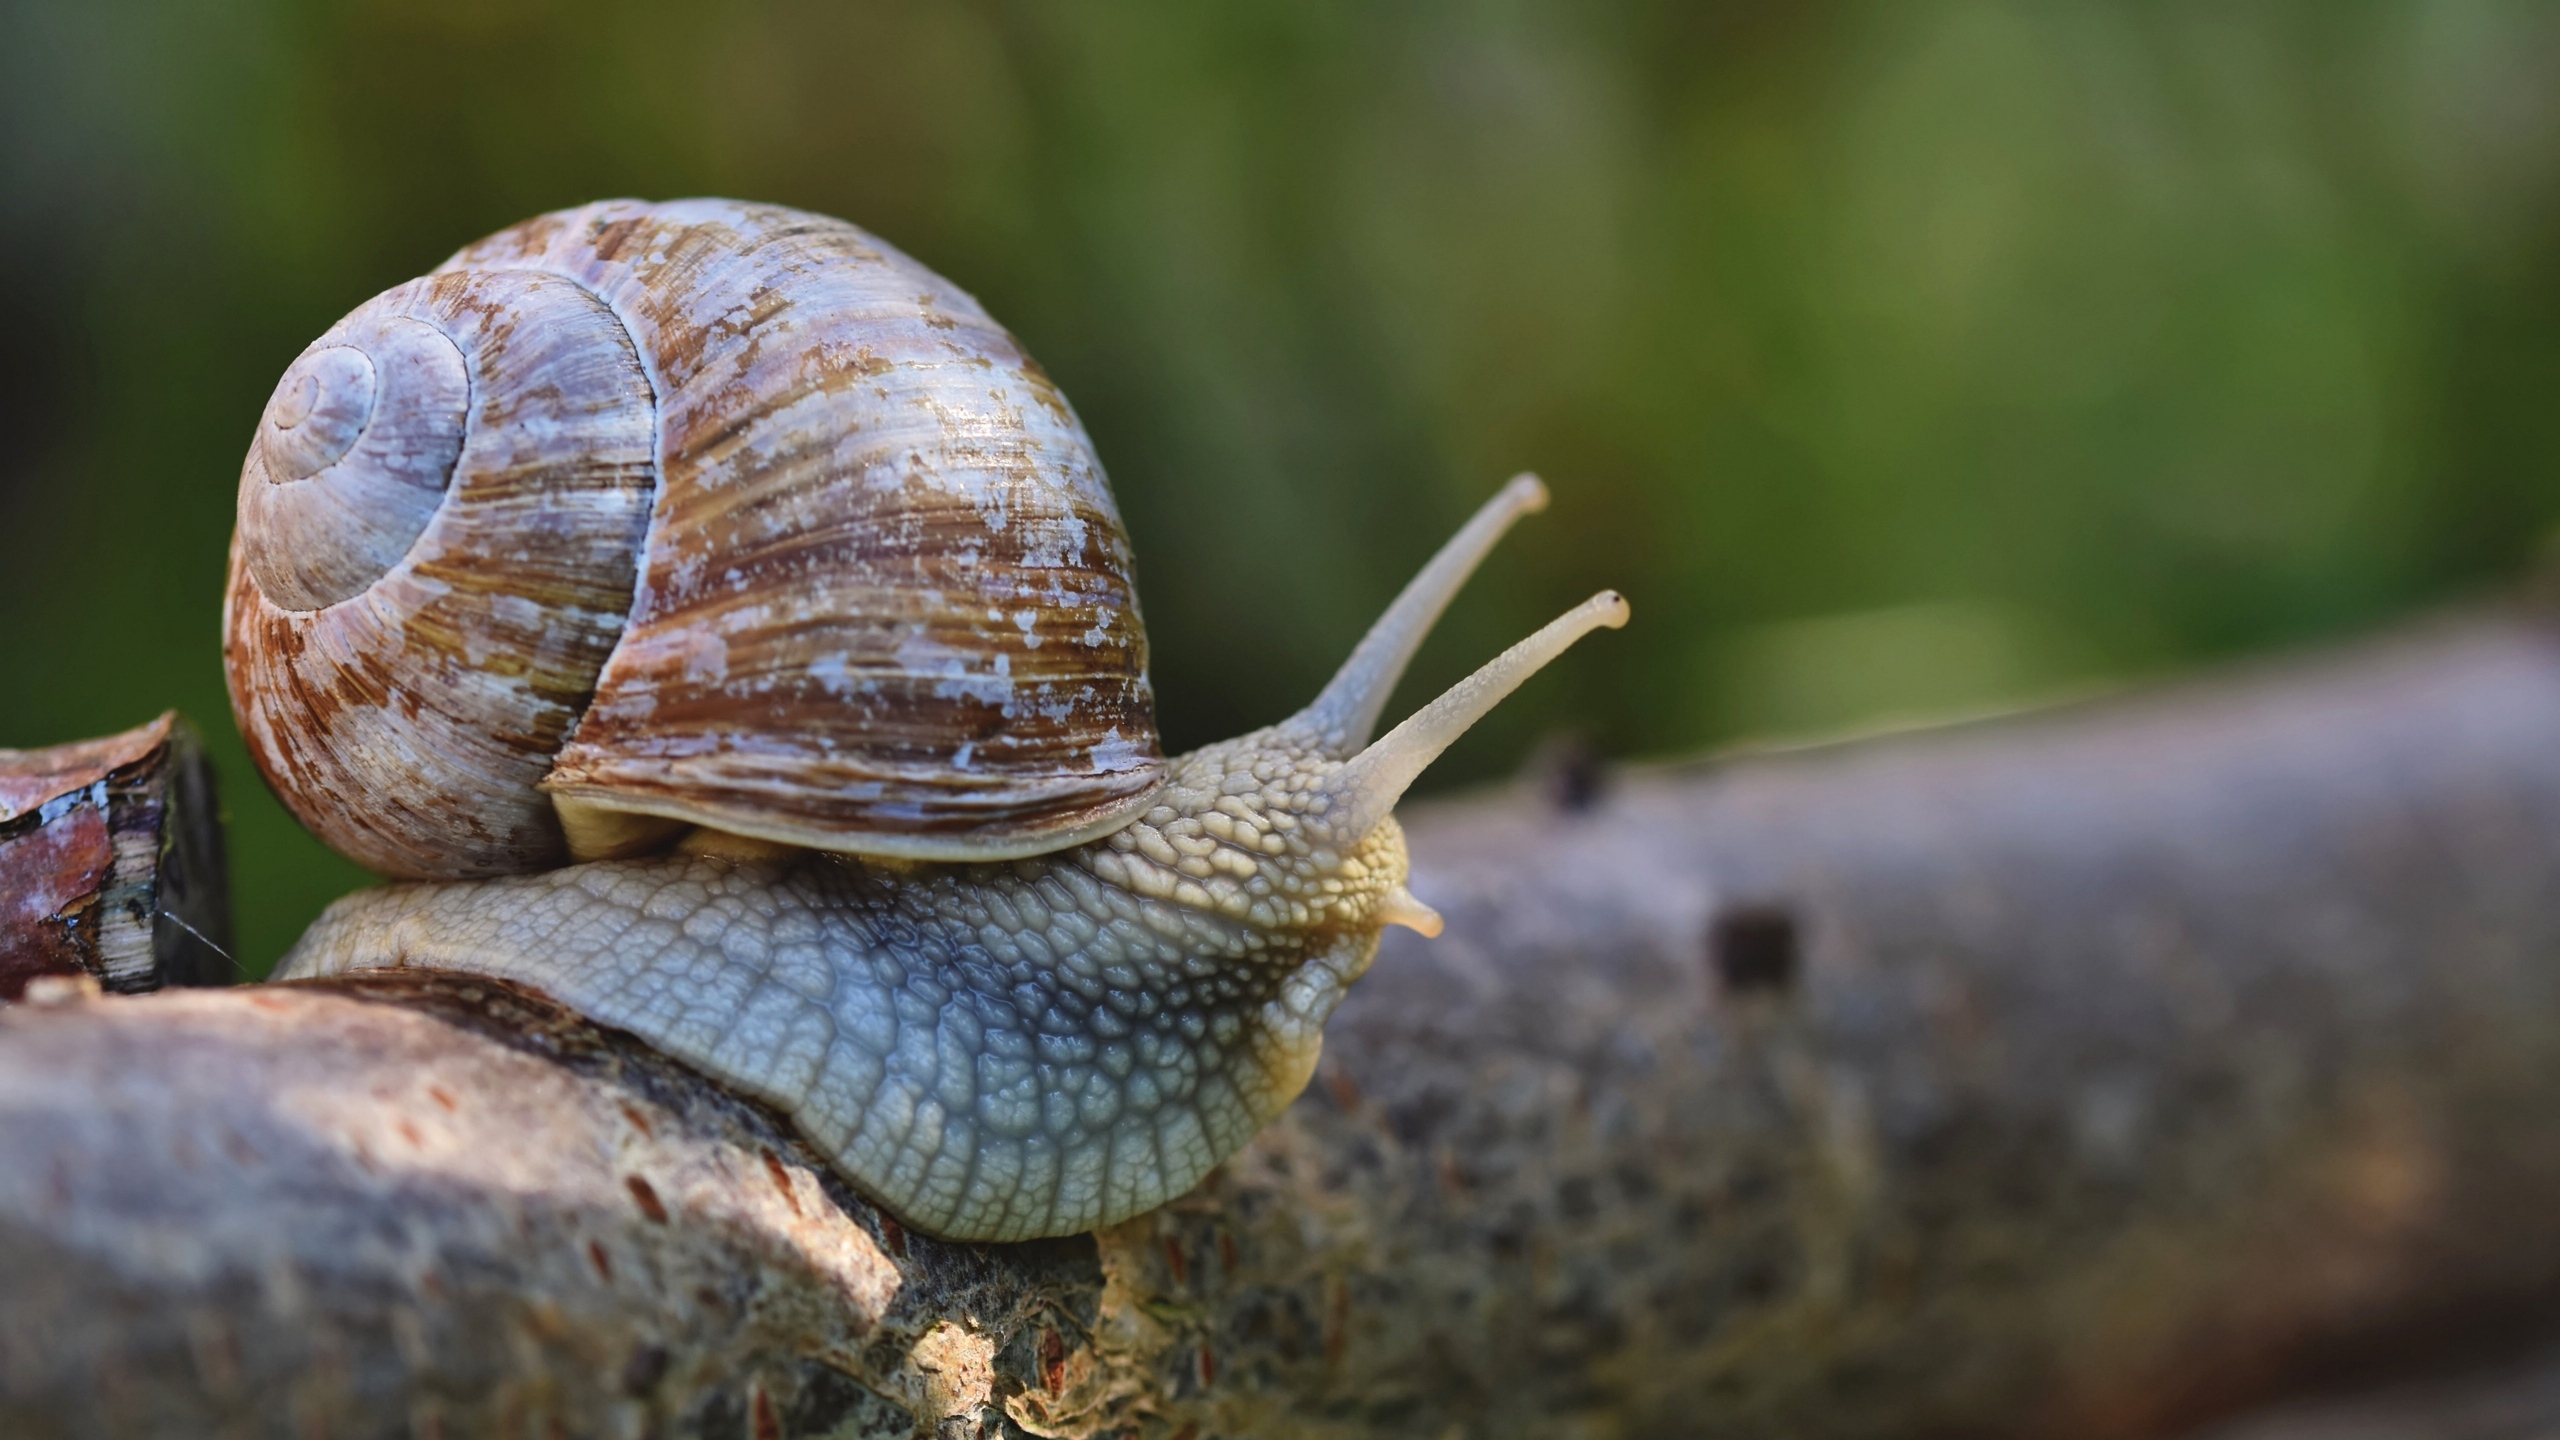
<box><xmin>0</xmin><ymin>713</ymin><xmax>232</xmax><ymax>1001</ymax></box>
<box><xmin>4</xmin><ymin>608</ymin><xmax>2559</xmax><ymax>1437</ymax></box>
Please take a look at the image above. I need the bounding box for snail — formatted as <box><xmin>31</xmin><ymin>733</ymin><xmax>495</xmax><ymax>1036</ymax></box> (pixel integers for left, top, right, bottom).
<box><xmin>233</xmin><ymin>199</ymin><xmax>1626</xmax><ymax>1242</ymax></box>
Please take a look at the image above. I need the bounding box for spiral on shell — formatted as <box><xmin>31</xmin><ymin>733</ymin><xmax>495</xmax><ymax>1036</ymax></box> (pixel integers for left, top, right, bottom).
<box><xmin>224</xmin><ymin>200</ymin><xmax>1166</xmax><ymax>879</ymax></box>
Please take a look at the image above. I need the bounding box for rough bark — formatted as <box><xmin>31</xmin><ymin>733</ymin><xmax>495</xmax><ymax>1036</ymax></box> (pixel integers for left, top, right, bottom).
<box><xmin>4</xmin><ymin>607</ymin><xmax>2560</xmax><ymax>1438</ymax></box>
<box><xmin>0</xmin><ymin>713</ymin><xmax>233</xmax><ymax>1000</ymax></box>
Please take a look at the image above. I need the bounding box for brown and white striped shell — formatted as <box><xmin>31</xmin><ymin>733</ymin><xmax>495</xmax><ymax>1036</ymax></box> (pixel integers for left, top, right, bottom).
<box><xmin>224</xmin><ymin>199</ymin><xmax>1164</xmax><ymax>879</ymax></box>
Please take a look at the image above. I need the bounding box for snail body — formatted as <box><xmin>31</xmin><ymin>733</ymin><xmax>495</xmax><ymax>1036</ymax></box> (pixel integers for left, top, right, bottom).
<box><xmin>241</xmin><ymin>201</ymin><xmax>1625</xmax><ymax>1241</ymax></box>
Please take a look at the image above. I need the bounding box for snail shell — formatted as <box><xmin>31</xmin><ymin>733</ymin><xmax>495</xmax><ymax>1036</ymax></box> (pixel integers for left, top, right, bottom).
<box><xmin>224</xmin><ymin>200</ymin><xmax>1164</xmax><ymax>879</ymax></box>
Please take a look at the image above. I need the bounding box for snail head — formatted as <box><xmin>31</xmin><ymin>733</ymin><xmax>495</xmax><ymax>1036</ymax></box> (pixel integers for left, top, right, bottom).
<box><xmin>1090</xmin><ymin>474</ymin><xmax>1627</xmax><ymax>950</ymax></box>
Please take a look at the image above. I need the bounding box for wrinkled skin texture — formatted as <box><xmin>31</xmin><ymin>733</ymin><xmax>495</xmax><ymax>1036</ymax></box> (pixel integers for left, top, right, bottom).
<box><xmin>282</xmin><ymin>721</ymin><xmax>1409</xmax><ymax>1241</ymax></box>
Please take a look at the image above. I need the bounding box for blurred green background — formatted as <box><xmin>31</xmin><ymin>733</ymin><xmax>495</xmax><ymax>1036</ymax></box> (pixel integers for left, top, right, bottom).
<box><xmin>5</xmin><ymin>1</ymin><xmax>2559</xmax><ymax>974</ymax></box>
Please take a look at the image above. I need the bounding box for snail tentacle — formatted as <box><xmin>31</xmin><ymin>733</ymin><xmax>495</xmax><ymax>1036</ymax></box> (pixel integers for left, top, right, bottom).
<box><xmin>1300</xmin><ymin>472</ymin><xmax>1550</xmax><ymax>755</ymax></box>
<box><xmin>1319</xmin><ymin>590</ymin><xmax>1631</xmax><ymax>843</ymax></box>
